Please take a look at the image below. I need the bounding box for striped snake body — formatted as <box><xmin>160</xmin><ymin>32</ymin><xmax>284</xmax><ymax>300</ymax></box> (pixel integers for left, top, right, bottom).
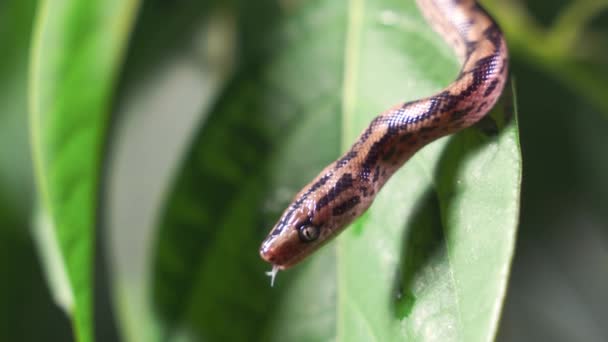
<box><xmin>260</xmin><ymin>0</ymin><xmax>509</xmax><ymax>274</ymax></box>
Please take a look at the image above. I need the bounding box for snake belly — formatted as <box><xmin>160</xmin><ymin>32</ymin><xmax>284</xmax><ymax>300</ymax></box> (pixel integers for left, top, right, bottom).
<box><xmin>260</xmin><ymin>0</ymin><xmax>508</xmax><ymax>270</ymax></box>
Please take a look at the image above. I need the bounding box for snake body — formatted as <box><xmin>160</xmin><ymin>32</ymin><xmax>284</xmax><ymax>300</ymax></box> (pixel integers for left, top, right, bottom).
<box><xmin>260</xmin><ymin>0</ymin><xmax>508</xmax><ymax>272</ymax></box>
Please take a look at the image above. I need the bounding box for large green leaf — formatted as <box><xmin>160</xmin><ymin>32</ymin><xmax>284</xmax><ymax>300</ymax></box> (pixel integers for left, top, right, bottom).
<box><xmin>29</xmin><ymin>1</ymin><xmax>141</xmax><ymax>340</ymax></box>
<box><xmin>151</xmin><ymin>1</ymin><xmax>345</xmax><ymax>340</ymax></box>
<box><xmin>151</xmin><ymin>0</ymin><xmax>520</xmax><ymax>341</ymax></box>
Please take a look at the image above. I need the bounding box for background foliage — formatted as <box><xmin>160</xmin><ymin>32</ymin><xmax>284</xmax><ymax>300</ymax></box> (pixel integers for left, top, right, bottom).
<box><xmin>0</xmin><ymin>0</ymin><xmax>606</xmax><ymax>341</ymax></box>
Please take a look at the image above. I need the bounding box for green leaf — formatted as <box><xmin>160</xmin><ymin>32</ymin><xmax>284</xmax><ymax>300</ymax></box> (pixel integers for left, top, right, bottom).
<box><xmin>151</xmin><ymin>0</ymin><xmax>520</xmax><ymax>341</ymax></box>
<box><xmin>0</xmin><ymin>1</ymin><xmax>72</xmax><ymax>340</ymax></box>
<box><xmin>29</xmin><ymin>0</ymin><xmax>141</xmax><ymax>340</ymax></box>
<box><xmin>0</xmin><ymin>0</ymin><xmax>36</xmax><ymax>220</ymax></box>
<box><xmin>337</xmin><ymin>1</ymin><xmax>521</xmax><ymax>341</ymax></box>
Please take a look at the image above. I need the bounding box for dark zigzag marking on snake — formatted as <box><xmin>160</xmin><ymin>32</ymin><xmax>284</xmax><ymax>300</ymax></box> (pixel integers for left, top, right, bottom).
<box><xmin>332</xmin><ymin>196</ymin><xmax>361</xmax><ymax>216</ymax></box>
<box><xmin>483</xmin><ymin>79</ymin><xmax>499</xmax><ymax>97</ymax></box>
<box><xmin>315</xmin><ymin>173</ymin><xmax>354</xmax><ymax>211</ymax></box>
<box><xmin>335</xmin><ymin>150</ymin><xmax>358</xmax><ymax>169</ymax></box>
<box><xmin>334</xmin><ymin>115</ymin><xmax>393</xmax><ymax>172</ymax></box>
<box><xmin>275</xmin><ymin>171</ymin><xmax>354</xmax><ymax>237</ymax></box>
<box><xmin>272</xmin><ymin>173</ymin><xmax>331</xmax><ymax>235</ymax></box>
<box><xmin>358</xmin><ymin>50</ymin><xmax>500</xmax><ymax>181</ymax></box>
<box><xmin>482</xmin><ymin>22</ymin><xmax>502</xmax><ymax>50</ymax></box>
<box><xmin>359</xmin><ymin>96</ymin><xmax>443</xmax><ymax>181</ymax></box>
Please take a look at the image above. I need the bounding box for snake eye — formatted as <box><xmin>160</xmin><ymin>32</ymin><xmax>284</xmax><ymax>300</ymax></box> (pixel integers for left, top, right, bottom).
<box><xmin>298</xmin><ymin>224</ymin><xmax>320</xmax><ymax>242</ymax></box>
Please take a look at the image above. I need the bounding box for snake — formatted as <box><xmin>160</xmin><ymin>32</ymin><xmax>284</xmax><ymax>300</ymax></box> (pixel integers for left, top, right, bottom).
<box><xmin>260</xmin><ymin>0</ymin><xmax>508</xmax><ymax>284</ymax></box>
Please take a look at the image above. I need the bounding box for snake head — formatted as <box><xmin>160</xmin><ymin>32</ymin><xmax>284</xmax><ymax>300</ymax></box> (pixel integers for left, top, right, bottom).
<box><xmin>260</xmin><ymin>170</ymin><xmax>369</xmax><ymax>269</ymax></box>
<box><xmin>259</xmin><ymin>202</ymin><xmax>325</xmax><ymax>270</ymax></box>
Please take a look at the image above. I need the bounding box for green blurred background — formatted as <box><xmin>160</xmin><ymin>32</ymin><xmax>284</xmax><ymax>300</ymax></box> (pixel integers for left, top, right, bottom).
<box><xmin>1</xmin><ymin>0</ymin><xmax>607</xmax><ymax>341</ymax></box>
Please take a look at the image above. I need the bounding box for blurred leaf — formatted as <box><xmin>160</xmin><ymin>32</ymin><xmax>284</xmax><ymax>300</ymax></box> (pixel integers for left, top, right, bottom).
<box><xmin>104</xmin><ymin>1</ymin><xmax>232</xmax><ymax>341</ymax></box>
<box><xmin>0</xmin><ymin>220</ymin><xmax>73</xmax><ymax>342</ymax></box>
<box><xmin>0</xmin><ymin>0</ymin><xmax>36</xmax><ymax>220</ymax></box>
<box><xmin>0</xmin><ymin>0</ymin><xmax>72</xmax><ymax>340</ymax></box>
<box><xmin>482</xmin><ymin>0</ymin><xmax>608</xmax><ymax>116</ymax></box>
<box><xmin>32</xmin><ymin>208</ymin><xmax>75</xmax><ymax>314</ymax></box>
<box><xmin>152</xmin><ymin>0</ymin><xmax>344</xmax><ymax>339</ymax></box>
<box><xmin>29</xmin><ymin>0</ymin><xmax>141</xmax><ymax>340</ymax></box>
<box><xmin>117</xmin><ymin>0</ymin><xmax>220</xmax><ymax>86</ymax></box>
<box><xmin>152</xmin><ymin>0</ymin><xmax>520</xmax><ymax>341</ymax></box>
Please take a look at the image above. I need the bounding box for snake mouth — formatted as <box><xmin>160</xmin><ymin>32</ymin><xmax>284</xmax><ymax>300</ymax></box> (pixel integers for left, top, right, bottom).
<box><xmin>259</xmin><ymin>246</ymin><xmax>301</xmax><ymax>270</ymax></box>
<box><xmin>260</xmin><ymin>249</ymin><xmax>303</xmax><ymax>287</ymax></box>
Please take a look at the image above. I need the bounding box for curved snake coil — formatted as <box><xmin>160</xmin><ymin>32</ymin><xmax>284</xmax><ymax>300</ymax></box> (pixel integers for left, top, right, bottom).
<box><xmin>260</xmin><ymin>0</ymin><xmax>509</xmax><ymax>278</ymax></box>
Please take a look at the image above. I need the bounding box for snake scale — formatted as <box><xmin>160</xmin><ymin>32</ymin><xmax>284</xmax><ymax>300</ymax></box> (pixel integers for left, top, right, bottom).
<box><xmin>260</xmin><ymin>0</ymin><xmax>508</xmax><ymax>280</ymax></box>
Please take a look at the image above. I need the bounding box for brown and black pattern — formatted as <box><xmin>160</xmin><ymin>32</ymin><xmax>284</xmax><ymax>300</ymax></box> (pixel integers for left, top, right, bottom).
<box><xmin>261</xmin><ymin>0</ymin><xmax>509</xmax><ymax>270</ymax></box>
